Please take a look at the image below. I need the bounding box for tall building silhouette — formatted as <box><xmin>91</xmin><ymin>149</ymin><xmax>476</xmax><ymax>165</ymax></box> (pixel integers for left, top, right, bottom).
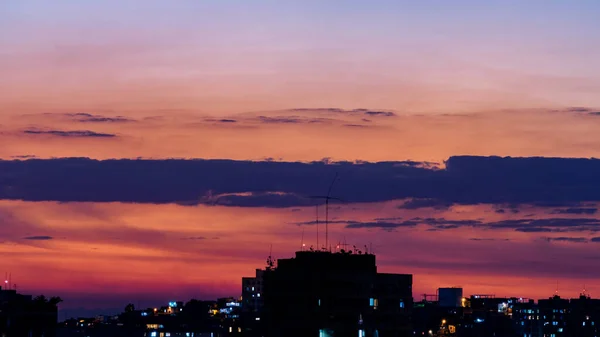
<box><xmin>260</xmin><ymin>250</ymin><xmax>412</xmax><ymax>337</ymax></box>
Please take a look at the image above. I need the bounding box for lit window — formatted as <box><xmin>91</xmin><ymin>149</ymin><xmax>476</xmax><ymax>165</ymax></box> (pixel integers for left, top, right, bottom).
<box><xmin>399</xmin><ymin>301</ymin><xmax>404</xmax><ymax>308</ymax></box>
<box><xmin>252</xmin><ymin>287</ymin><xmax>255</xmax><ymax>291</ymax></box>
<box><xmin>358</xmin><ymin>329</ymin><xmax>365</xmax><ymax>337</ymax></box>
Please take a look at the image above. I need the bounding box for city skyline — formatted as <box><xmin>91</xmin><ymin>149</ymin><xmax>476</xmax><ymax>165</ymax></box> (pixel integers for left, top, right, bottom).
<box><xmin>1</xmin><ymin>0</ymin><xmax>600</xmax><ymax>315</ymax></box>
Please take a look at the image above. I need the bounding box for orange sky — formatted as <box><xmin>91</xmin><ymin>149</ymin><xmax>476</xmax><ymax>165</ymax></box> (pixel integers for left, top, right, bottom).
<box><xmin>2</xmin><ymin>199</ymin><xmax>600</xmax><ymax>313</ymax></box>
<box><xmin>2</xmin><ymin>0</ymin><xmax>600</xmax><ymax>316</ymax></box>
<box><xmin>1</xmin><ymin>108</ymin><xmax>600</xmax><ymax>163</ymax></box>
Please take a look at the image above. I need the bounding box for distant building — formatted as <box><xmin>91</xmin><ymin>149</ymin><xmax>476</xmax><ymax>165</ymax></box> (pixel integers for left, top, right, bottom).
<box><xmin>241</xmin><ymin>269</ymin><xmax>264</xmax><ymax>335</ymax></box>
<box><xmin>512</xmin><ymin>298</ymin><xmax>542</xmax><ymax>337</ymax></box>
<box><xmin>538</xmin><ymin>295</ymin><xmax>569</xmax><ymax>337</ymax></box>
<box><xmin>261</xmin><ymin>250</ymin><xmax>413</xmax><ymax>337</ymax></box>
<box><xmin>567</xmin><ymin>293</ymin><xmax>600</xmax><ymax>337</ymax></box>
<box><xmin>0</xmin><ymin>287</ymin><xmax>60</xmax><ymax>337</ymax></box>
<box><xmin>438</xmin><ymin>288</ymin><xmax>463</xmax><ymax>308</ymax></box>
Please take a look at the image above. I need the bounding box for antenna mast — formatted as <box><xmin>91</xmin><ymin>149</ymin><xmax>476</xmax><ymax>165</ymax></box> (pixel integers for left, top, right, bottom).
<box><xmin>316</xmin><ymin>204</ymin><xmax>319</xmax><ymax>249</ymax></box>
<box><xmin>325</xmin><ymin>173</ymin><xmax>338</xmax><ymax>251</ymax></box>
<box><xmin>309</xmin><ymin>172</ymin><xmax>341</xmax><ymax>252</ymax></box>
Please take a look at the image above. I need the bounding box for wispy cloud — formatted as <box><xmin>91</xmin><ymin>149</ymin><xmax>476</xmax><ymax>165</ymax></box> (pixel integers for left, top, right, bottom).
<box><xmin>64</xmin><ymin>113</ymin><xmax>135</xmax><ymax>123</ymax></box>
<box><xmin>289</xmin><ymin>108</ymin><xmax>396</xmax><ymax>117</ymax></box>
<box><xmin>552</xmin><ymin>207</ymin><xmax>597</xmax><ymax>215</ymax></box>
<box><xmin>256</xmin><ymin>116</ymin><xmax>330</xmax><ymax>124</ymax></box>
<box><xmin>23</xmin><ymin>235</ymin><xmax>54</xmax><ymax>240</ymax></box>
<box><xmin>543</xmin><ymin>236</ymin><xmax>588</xmax><ymax>243</ymax></box>
<box><xmin>23</xmin><ymin>129</ymin><xmax>116</xmax><ymax>138</ymax></box>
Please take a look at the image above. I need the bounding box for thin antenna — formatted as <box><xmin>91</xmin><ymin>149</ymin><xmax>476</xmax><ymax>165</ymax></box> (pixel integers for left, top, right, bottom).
<box><xmin>316</xmin><ymin>204</ymin><xmax>319</xmax><ymax>249</ymax></box>
<box><xmin>8</xmin><ymin>273</ymin><xmax>11</xmax><ymax>291</ymax></box>
<box><xmin>325</xmin><ymin>172</ymin><xmax>338</xmax><ymax>251</ymax></box>
<box><xmin>301</xmin><ymin>228</ymin><xmax>305</xmax><ymax>251</ymax></box>
<box><xmin>555</xmin><ymin>281</ymin><xmax>559</xmax><ymax>296</ymax></box>
<box><xmin>309</xmin><ymin>173</ymin><xmax>341</xmax><ymax>252</ymax></box>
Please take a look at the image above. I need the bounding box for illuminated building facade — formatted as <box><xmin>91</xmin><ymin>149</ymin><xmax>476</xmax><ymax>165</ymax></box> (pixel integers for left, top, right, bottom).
<box><xmin>241</xmin><ymin>269</ymin><xmax>264</xmax><ymax>335</ymax></box>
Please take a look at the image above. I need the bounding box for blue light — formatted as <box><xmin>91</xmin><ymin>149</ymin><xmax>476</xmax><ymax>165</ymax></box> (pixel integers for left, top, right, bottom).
<box><xmin>475</xmin><ymin>318</ymin><xmax>485</xmax><ymax>323</ymax></box>
<box><xmin>169</xmin><ymin>301</ymin><xmax>177</xmax><ymax>307</ymax></box>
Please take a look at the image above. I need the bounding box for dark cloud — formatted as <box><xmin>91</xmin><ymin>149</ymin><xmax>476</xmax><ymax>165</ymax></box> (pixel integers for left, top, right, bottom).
<box><xmin>591</xmin><ymin>237</ymin><xmax>600</xmax><ymax>243</ymax></box>
<box><xmin>181</xmin><ymin>236</ymin><xmax>207</xmax><ymax>240</ymax></box>
<box><xmin>487</xmin><ymin>218</ymin><xmax>600</xmax><ymax>233</ymax></box>
<box><xmin>1</xmin><ymin>156</ymin><xmax>600</xmax><ymax>209</ymax></box>
<box><xmin>469</xmin><ymin>238</ymin><xmax>511</xmax><ymax>241</ymax></box>
<box><xmin>257</xmin><ymin>116</ymin><xmax>329</xmax><ymax>124</ymax></box>
<box><xmin>63</xmin><ymin>113</ymin><xmax>135</xmax><ymax>123</ymax></box>
<box><xmin>23</xmin><ymin>236</ymin><xmax>53</xmax><ymax>240</ymax></box>
<box><xmin>10</xmin><ymin>155</ymin><xmax>37</xmax><ymax>159</ymax></box>
<box><xmin>336</xmin><ymin>217</ymin><xmax>600</xmax><ymax>233</ymax></box>
<box><xmin>80</xmin><ymin>117</ymin><xmax>133</xmax><ymax>123</ymax></box>
<box><xmin>543</xmin><ymin>237</ymin><xmax>588</xmax><ymax>243</ymax></box>
<box><xmin>204</xmin><ymin>118</ymin><xmax>238</xmax><ymax>123</ymax></box>
<box><xmin>565</xmin><ymin>107</ymin><xmax>600</xmax><ymax>116</ymax></box>
<box><xmin>345</xmin><ymin>221</ymin><xmax>417</xmax><ymax>231</ymax></box>
<box><xmin>495</xmin><ymin>209</ymin><xmax>506</xmax><ymax>214</ymax></box>
<box><xmin>343</xmin><ymin>124</ymin><xmax>368</xmax><ymax>128</ymax></box>
<box><xmin>360</xmin><ymin>110</ymin><xmax>395</xmax><ymax>117</ymax></box>
<box><xmin>23</xmin><ymin>130</ymin><xmax>116</xmax><ymax>138</ymax></box>
<box><xmin>398</xmin><ymin>198</ymin><xmax>453</xmax><ymax>210</ymax></box>
<box><xmin>552</xmin><ymin>208</ymin><xmax>597</xmax><ymax>215</ymax></box>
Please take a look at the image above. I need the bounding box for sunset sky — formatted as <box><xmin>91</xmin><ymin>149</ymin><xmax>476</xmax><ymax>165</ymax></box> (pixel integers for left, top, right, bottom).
<box><xmin>1</xmin><ymin>0</ymin><xmax>600</xmax><ymax>316</ymax></box>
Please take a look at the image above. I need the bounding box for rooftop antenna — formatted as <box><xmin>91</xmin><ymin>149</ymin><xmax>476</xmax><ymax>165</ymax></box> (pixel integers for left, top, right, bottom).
<box><xmin>310</xmin><ymin>172</ymin><xmax>341</xmax><ymax>252</ymax></box>
<box><xmin>316</xmin><ymin>204</ymin><xmax>319</xmax><ymax>249</ymax></box>
<box><xmin>300</xmin><ymin>228</ymin><xmax>305</xmax><ymax>251</ymax></box>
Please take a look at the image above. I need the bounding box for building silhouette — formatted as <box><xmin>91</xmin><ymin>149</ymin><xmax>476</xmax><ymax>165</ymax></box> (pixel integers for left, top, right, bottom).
<box><xmin>260</xmin><ymin>250</ymin><xmax>412</xmax><ymax>337</ymax></box>
<box><xmin>0</xmin><ymin>287</ymin><xmax>60</xmax><ymax>337</ymax></box>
